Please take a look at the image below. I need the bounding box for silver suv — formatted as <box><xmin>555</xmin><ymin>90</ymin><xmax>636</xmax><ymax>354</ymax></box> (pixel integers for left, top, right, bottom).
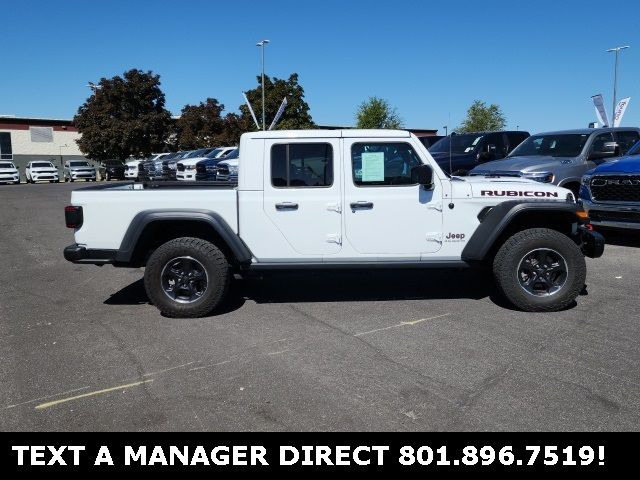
<box><xmin>468</xmin><ymin>128</ymin><xmax>640</xmax><ymax>196</ymax></box>
<box><xmin>63</xmin><ymin>160</ymin><xmax>96</xmax><ymax>182</ymax></box>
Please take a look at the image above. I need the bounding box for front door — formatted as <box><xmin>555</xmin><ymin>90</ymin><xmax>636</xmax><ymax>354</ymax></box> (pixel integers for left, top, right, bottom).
<box><xmin>263</xmin><ymin>139</ymin><xmax>342</xmax><ymax>256</ymax></box>
<box><xmin>343</xmin><ymin>139</ymin><xmax>443</xmax><ymax>259</ymax></box>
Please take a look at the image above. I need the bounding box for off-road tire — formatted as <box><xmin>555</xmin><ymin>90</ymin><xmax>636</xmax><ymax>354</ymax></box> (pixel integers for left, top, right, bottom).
<box><xmin>144</xmin><ymin>237</ymin><xmax>231</xmax><ymax>318</ymax></box>
<box><xmin>493</xmin><ymin>228</ymin><xmax>586</xmax><ymax>312</ymax></box>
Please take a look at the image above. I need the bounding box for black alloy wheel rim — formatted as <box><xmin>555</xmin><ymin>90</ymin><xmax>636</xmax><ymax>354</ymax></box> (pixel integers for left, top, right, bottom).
<box><xmin>517</xmin><ymin>248</ymin><xmax>568</xmax><ymax>297</ymax></box>
<box><xmin>160</xmin><ymin>256</ymin><xmax>208</xmax><ymax>304</ymax></box>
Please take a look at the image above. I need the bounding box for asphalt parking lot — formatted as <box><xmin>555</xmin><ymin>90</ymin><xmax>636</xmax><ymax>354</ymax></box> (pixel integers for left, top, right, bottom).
<box><xmin>1</xmin><ymin>182</ymin><xmax>640</xmax><ymax>431</ymax></box>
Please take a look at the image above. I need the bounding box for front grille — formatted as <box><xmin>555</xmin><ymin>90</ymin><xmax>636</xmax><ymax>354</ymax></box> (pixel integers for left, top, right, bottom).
<box><xmin>196</xmin><ymin>164</ymin><xmax>206</xmax><ymax>173</ymax></box>
<box><xmin>177</xmin><ymin>163</ymin><xmax>185</xmax><ymax>172</ymax></box>
<box><xmin>217</xmin><ymin>165</ymin><xmax>229</xmax><ymax>175</ymax></box>
<box><xmin>589</xmin><ymin>210</ymin><xmax>640</xmax><ymax>224</ymax></box>
<box><xmin>591</xmin><ymin>175</ymin><xmax>640</xmax><ymax>202</ymax></box>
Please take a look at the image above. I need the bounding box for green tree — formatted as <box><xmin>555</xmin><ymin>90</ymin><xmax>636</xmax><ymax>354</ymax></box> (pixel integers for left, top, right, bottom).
<box><xmin>355</xmin><ymin>97</ymin><xmax>403</xmax><ymax>129</ymax></box>
<box><xmin>176</xmin><ymin>98</ymin><xmax>225</xmax><ymax>149</ymax></box>
<box><xmin>457</xmin><ymin>100</ymin><xmax>506</xmax><ymax>132</ymax></box>
<box><xmin>217</xmin><ymin>112</ymin><xmax>252</xmax><ymax>146</ymax></box>
<box><xmin>240</xmin><ymin>73</ymin><xmax>315</xmax><ymax>130</ymax></box>
<box><xmin>74</xmin><ymin>69</ymin><xmax>172</xmax><ymax>160</ymax></box>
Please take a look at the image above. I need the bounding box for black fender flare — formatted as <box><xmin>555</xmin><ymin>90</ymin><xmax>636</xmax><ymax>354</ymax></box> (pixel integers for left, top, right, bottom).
<box><xmin>114</xmin><ymin>209</ymin><xmax>253</xmax><ymax>265</ymax></box>
<box><xmin>461</xmin><ymin>201</ymin><xmax>579</xmax><ymax>261</ymax></box>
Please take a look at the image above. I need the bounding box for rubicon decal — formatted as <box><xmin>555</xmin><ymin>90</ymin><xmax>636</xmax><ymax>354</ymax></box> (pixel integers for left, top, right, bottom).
<box><xmin>480</xmin><ymin>190</ymin><xmax>559</xmax><ymax>198</ymax></box>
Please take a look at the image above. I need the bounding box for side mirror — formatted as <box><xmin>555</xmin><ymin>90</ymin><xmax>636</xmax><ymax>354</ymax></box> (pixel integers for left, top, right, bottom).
<box><xmin>411</xmin><ymin>164</ymin><xmax>434</xmax><ymax>189</ymax></box>
<box><xmin>589</xmin><ymin>142</ymin><xmax>618</xmax><ymax>161</ymax></box>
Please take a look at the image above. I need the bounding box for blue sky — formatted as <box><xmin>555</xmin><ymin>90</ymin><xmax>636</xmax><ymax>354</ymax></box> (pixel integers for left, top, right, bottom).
<box><xmin>1</xmin><ymin>0</ymin><xmax>639</xmax><ymax>134</ymax></box>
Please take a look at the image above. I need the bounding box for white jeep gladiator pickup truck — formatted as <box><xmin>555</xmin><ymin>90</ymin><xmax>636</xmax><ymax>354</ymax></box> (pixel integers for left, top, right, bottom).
<box><xmin>64</xmin><ymin>129</ymin><xmax>604</xmax><ymax>317</ymax></box>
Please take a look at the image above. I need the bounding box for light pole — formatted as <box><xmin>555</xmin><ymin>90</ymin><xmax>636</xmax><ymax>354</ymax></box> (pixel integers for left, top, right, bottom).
<box><xmin>443</xmin><ymin>125</ymin><xmax>448</xmax><ymax>136</ymax></box>
<box><xmin>59</xmin><ymin>144</ymin><xmax>68</xmax><ymax>167</ymax></box>
<box><xmin>606</xmin><ymin>45</ymin><xmax>629</xmax><ymax>123</ymax></box>
<box><xmin>256</xmin><ymin>39</ymin><xmax>270</xmax><ymax>130</ymax></box>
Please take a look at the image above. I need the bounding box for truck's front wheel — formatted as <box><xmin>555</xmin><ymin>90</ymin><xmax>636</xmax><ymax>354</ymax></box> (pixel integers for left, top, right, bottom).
<box><xmin>144</xmin><ymin>237</ymin><xmax>231</xmax><ymax>318</ymax></box>
<box><xmin>493</xmin><ymin>228</ymin><xmax>586</xmax><ymax>312</ymax></box>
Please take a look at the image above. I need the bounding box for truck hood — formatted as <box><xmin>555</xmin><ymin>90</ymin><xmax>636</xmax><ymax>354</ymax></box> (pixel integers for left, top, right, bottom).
<box><xmin>30</xmin><ymin>167</ymin><xmax>58</xmax><ymax>173</ymax></box>
<box><xmin>470</xmin><ymin>155</ymin><xmax>576</xmax><ymax>174</ymax></box>
<box><xmin>587</xmin><ymin>155</ymin><xmax>640</xmax><ymax>174</ymax></box>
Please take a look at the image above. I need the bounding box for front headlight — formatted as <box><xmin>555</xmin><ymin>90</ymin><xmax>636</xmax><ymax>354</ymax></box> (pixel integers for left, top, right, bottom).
<box><xmin>186</xmin><ymin>165</ymin><xmax>196</xmax><ymax>170</ymax></box>
<box><xmin>523</xmin><ymin>171</ymin><xmax>554</xmax><ymax>183</ymax></box>
<box><xmin>229</xmin><ymin>166</ymin><xmax>239</xmax><ymax>174</ymax></box>
<box><xmin>581</xmin><ymin>175</ymin><xmax>591</xmax><ymax>186</ymax></box>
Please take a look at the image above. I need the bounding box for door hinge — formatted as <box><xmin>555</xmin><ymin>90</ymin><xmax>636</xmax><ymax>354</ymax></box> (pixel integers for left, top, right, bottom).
<box><xmin>326</xmin><ymin>202</ymin><xmax>342</xmax><ymax>213</ymax></box>
<box><xmin>426</xmin><ymin>232</ymin><xmax>443</xmax><ymax>243</ymax></box>
<box><xmin>326</xmin><ymin>234</ymin><xmax>342</xmax><ymax>245</ymax></box>
<box><xmin>427</xmin><ymin>202</ymin><xmax>443</xmax><ymax>212</ymax></box>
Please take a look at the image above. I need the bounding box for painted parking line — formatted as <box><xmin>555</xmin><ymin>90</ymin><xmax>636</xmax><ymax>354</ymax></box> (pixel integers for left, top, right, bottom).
<box><xmin>34</xmin><ymin>379</ymin><xmax>153</xmax><ymax>410</ymax></box>
<box><xmin>354</xmin><ymin>313</ymin><xmax>450</xmax><ymax>337</ymax></box>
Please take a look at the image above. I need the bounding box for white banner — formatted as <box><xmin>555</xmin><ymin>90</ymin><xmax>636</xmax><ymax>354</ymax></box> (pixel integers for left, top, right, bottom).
<box><xmin>613</xmin><ymin>97</ymin><xmax>631</xmax><ymax>127</ymax></box>
<box><xmin>591</xmin><ymin>94</ymin><xmax>610</xmax><ymax>127</ymax></box>
<box><xmin>268</xmin><ymin>96</ymin><xmax>288</xmax><ymax>131</ymax></box>
<box><xmin>242</xmin><ymin>93</ymin><xmax>260</xmax><ymax>130</ymax></box>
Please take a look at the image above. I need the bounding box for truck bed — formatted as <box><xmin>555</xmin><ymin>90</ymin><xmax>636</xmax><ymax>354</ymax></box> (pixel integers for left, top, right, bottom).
<box><xmin>70</xmin><ymin>181</ymin><xmax>239</xmax><ymax>250</ymax></box>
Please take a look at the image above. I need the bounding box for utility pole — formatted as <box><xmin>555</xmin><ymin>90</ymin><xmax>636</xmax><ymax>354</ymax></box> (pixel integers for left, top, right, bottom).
<box><xmin>256</xmin><ymin>40</ymin><xmax>270</xmax><ymax>130</ymax></box>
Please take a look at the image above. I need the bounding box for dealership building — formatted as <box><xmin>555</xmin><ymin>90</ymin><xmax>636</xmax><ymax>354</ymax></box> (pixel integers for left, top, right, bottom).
<box><xmin>0</xmin><ymin>116</ymin><xmax>89</xmax><ymax>175</ymax></box>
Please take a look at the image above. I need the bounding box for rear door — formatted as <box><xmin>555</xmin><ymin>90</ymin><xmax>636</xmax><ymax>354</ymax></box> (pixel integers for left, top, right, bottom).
<box><xmin>263</xmin><ymin>139</ymin><xmax>342</xmax><ymax>255</ymax></box>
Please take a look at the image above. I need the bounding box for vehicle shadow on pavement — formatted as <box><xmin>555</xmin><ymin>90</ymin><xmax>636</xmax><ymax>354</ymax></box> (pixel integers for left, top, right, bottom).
<box><xmin>103</xmin><ymin>278</ymin><xmax>247</xmax><ymax>316</ymax></box>
<box><xmin>104</xmin><ymin>269</ymin><xmax>586</xmax><ymax>315</ymax></box>
<box><xmin>597</xmin><ymin>228</ymin><xmax>640</xmax><ymax>248</ymax></box>
<box><xmin>239</xmin><ymin>269</ymin><xmax>493</xmax><ymax>305</ymax></box>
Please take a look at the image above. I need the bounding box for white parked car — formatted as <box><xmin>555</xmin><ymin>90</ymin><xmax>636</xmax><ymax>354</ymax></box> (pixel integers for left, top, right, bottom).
<box><xmin>215</xmin><ymin>149</ymin><xmax>239</xmax><ymax>182</ymax></box>
<box><xmin>125</xmin><ymin>159</ymin><xmax>141</xmax><ymax>180</ymax></box>
<box><xmin>176</xmin><ymin>147</ymin><xmax>236</xmax><ymax>181</ymax></box>
<box><xmin>25</xmin><ymin>161</ymin><xmax>59</xmax><ymax>183</ymax></box>
<box><xmin>0</xmin><ymin>161</ymin><xmax>20</xmax><ymax>184</ymax></box>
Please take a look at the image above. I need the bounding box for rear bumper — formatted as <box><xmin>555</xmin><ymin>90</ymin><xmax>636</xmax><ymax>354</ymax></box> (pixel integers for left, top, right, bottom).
<box><xmin>578</xmin><ymin>226</ymin><xmax>604</xmax><ymax>258</ymax></box>
<box><xmin>64</xmin><ymin>244</ymin><xmax>117</xmax><ymax>265</ymax></box>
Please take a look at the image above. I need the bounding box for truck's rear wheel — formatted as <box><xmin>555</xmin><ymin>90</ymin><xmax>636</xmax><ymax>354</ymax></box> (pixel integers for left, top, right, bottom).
<box><xmin>493</xmin><ymin>228</ymin><xmax>585</xmax><ymax>312</ymax></box>
<box><xmin>144</xmin><ymin>237</ymin><xmax>230</xmax><ymax>318</ymax></box>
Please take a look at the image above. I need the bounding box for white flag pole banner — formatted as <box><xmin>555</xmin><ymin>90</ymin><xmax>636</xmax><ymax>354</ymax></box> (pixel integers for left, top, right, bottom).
<box><xmin>613</xmin><ymin>97</ymin><xmax>631</xmax><ymax>127</ymax></box>
<box><xmin>591</xmin><ymin>94</ymin><xmax>610</xmax><ymax>127</ymax></box>
<box><xmin>243</xmin><ymin>93</ymin><xmax>261</xmax><ymax>130</ymax></box>
<box><xmin>268</xmin><ymin>96</ymin><xmax>288</xmax><ymax>131</ymax></box>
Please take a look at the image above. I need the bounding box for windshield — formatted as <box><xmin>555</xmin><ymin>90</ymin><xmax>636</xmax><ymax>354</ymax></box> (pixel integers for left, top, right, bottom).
<box><xmin>186</xmin><ymin>148</ymin><xmax>211</xmax><ymax>158</ymax></box>
<box><xmin>429</xmin><ymin>134</ymin><xmax>484</xmax><ymax>154</ymax></box>
<box><xmin>223</xmin><ymin>149</ymin><xmax>239</xmax><ymax>159</ymax></box>
<box><xmin>509</xmin><ymin>134</ymin><xmax>590</xmax><ymax>158</ymax></box>
<box><xmin>0</xmin><ymin>162</ymin><xmax>15</xmax><ymax>169</ymax></box>
<box><xmin>205</xmin><ymin>148</ymin><xmax>224</xmax><ymax>158</ymax></box>
<box><xmin>32</xmin><ymin>162</ymin><xmax>54</xmax><ymax>168</ymax></box>
<box><xmin>69</xmin><ymin>161</ymin><xmax>91</xmax><ymax>167</ymax></box>
<box><xmin>627</xmin><ymin>139</ymin><xmax>640</xmax><ymax>156</ymax></box>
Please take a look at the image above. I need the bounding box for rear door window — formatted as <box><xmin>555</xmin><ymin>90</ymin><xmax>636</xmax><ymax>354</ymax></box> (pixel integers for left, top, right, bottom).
<box><xmin>271</xmin><ymin>143</ymin><xmax>333</xmax><ymax>188</ymax></box>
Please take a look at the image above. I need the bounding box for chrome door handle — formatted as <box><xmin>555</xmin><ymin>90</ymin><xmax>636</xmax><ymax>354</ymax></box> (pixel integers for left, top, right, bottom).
<box><xmin>275</xmin><ymin>202</ymin><xmax>299</xmax><ymax>211</ymax></box>
<box><xmin>350</xmin><ymin>201</ymin><xmax>374</xmax><ymax>210</ymax></box>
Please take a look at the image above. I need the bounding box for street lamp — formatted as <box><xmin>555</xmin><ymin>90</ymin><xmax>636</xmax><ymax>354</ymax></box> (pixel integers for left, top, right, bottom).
<box><xmin>256</xmin><ymin>39</ymin><xmax>270</xmax><ymax>131</ymax></box>
<box><xmin>443</xmin><ymin>125</ymin><xmax>448</xmax><ymax>136</ymax></box>
<box><xmin>606</xmin><ymin>45</ymin><xmax>630</xmax><ymax>123</ymax></box>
